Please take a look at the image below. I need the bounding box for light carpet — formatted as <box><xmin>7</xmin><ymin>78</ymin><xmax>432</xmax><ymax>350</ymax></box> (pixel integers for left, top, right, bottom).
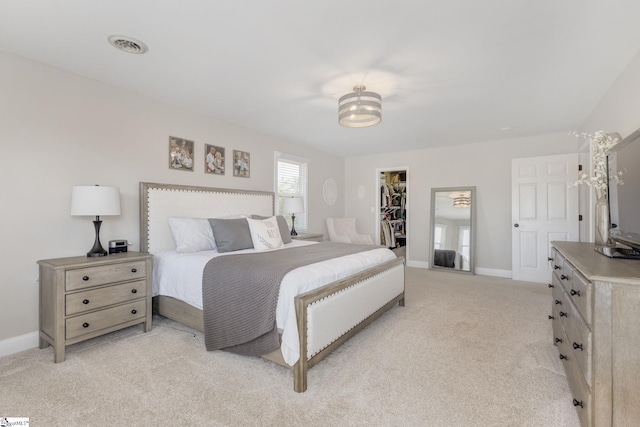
<box><xmin>0</xmin><ymin>268</ymin><xmax>580</xmax><ymax>426</ymax></box>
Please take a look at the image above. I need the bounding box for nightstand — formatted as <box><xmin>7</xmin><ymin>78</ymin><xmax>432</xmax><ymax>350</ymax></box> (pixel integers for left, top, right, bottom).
<box><xmin>37</xmin><ymin>251</ymin><xmax>153</xmax><ymax>362</ymax></box>
<box><xmin>292</xmin><ymin>233</ymin><xmax>324</xmax><ymax>242</ymax></box>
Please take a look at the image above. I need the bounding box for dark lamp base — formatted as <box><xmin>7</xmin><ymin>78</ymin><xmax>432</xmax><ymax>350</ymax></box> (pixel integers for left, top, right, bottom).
<box><xmin>290</xmin><ymin>214</ymin><xmax>298</xmax><ymax>236</ymax></box>
<box><xmin>87</xmin><ymin>219</ymin><xmax>108</xmax><ymax>257</ymax></box>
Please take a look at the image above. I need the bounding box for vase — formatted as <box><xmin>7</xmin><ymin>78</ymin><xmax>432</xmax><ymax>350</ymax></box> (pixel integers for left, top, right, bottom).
<box><xmin>595</xmin><ymin>194</ymin><xmax>613</xmax><ymax>246</ymax></box>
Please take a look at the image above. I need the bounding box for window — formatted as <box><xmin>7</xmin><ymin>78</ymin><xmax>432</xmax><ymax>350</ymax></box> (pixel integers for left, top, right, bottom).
<box><xmin>434</xmin><ymin>223</ymin><xmax>446</xmax><ymax>250</ymax></box>
<box><xmin>275</xmin><ymin>152</ymin><xmax>308</xmax><ymax>230</ymax></box>
<box><xmin>458</xmin><ymin>226</ymin><xmax>470</xmax><ymax>260</ymax></box>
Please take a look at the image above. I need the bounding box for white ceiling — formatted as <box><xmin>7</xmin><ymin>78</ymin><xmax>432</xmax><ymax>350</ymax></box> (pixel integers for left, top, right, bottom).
<box><xmin>1</xmin><ymin>1</ymin><xmax>640</xmax><ymax>156</ymax></box>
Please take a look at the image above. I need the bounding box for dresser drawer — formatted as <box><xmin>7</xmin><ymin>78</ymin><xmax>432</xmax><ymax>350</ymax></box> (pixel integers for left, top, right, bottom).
<box><xmin>552</xmin><ymin>305</ymin><xmax>566</xmax><ymax>347</ymax></box>
<box><xmin>551</xmin><ymin>249</ymin><xmax>564</xmax><ymax>279</ymax></box>
<box><xmin>66</xmin><ymin>299</ymin><xmax>146</xmax><ymax>340</ymax></box>
<box><xmin>558</xmin><ymin>329</ymin><xmax>592</xmax><ymax>427</ymax></box>
<box><xmin>559</xmin><ymin>260</ymin><xmax>574</xmax><ymax>293</ymax></box>
<box><xmin>563</xmin><ymin>298</ymin><xmax>592</xmax><ymax>387</ymax></box>
<box><xmin>65</xmin><ymin>280</ymin><xmax>147</xmax><ymax>316</ymax></box>
<box><xmin>568</xmin><ymin>270</ymin><xmax>592</xmax><ymax>326</ymax></box>
<box><xmin>551</xmin><ymin>275</ymin><xmax>566</xmax><ymax>311</ymax></box>
<box><xmin>66</xmin><ymin>261</ymin><xmax>147</xmax><ymax>291</ymax></box>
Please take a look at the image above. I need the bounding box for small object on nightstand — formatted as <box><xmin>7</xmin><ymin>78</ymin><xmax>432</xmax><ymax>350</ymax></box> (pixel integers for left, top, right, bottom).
<box><xmin>37</xmin><ymin>251</ymin><xmax>153</xmax><ymax>362</ymax></box>
<box><xmin>109</xmin><ymin>239</ymin><xmax>129</xmax><ymax>254</ymax></box>
<box><xmin>292</xmin><ymin>233</ymin><xmax>324</xmax><ymax>242</ymax></box>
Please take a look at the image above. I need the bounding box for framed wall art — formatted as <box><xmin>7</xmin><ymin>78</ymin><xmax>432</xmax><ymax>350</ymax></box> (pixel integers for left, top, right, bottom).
<box><xmin>168</xmin><ymin>136</ymin><xmax>194</xmax><ymax>171</ymax></box>
<box><xmin>205</xmin><ymin>144</ymin><xmax>225</xmax><ymax>175</ymax></box>
<box><xmin>233</xmin><ymin>150</ymin><xmax>250</xmax><ymax>178</ymax></box>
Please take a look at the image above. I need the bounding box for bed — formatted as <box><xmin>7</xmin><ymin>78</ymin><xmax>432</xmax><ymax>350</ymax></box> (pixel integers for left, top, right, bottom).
<box><xmin>139</xmin><ymin>182</ymin><xmax>405</xmax><ymax>392</ymax></box>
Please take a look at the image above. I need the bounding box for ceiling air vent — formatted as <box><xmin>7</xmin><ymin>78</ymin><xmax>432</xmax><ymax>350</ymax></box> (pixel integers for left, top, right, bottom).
<box><xmin>108</xmin><ymin>35</ymin><xmax>148</xmax><ymax>54</ymax></box>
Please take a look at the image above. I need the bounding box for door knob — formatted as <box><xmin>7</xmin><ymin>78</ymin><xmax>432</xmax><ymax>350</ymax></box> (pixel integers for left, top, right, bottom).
<box><xmin>514</xmin><ymin>224</ymin><xmax>519</xmax><ymax>228</ymax></box>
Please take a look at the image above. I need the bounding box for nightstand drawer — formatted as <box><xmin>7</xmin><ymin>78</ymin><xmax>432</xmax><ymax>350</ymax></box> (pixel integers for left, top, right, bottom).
<box><xmin>65</xmin><ymin>280</ymin><xmax>147</xmax><ymax>316</ymax></box>
<box><xmin>66</xmin><ymin>299</ymin><xmax>146</xmax><ymax>340</ymax></box>
<box><xmin>66</xmin><ymin>261</ymin><xmax>147</xmax><ymax>291</ymax></box>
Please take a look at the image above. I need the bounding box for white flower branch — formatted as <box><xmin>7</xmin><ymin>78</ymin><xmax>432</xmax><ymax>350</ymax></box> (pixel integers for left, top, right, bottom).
<box><xmin>569</xmin><ymin>130</ymin><xmax>624</xmax><ymax>197</ymax></box>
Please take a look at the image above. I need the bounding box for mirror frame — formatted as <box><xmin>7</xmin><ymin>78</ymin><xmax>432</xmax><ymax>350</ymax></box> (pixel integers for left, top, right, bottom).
<box><xmin>429</xmin><ymin>186</ymin><xmax>476</xmax><ymax>274</ymax></box>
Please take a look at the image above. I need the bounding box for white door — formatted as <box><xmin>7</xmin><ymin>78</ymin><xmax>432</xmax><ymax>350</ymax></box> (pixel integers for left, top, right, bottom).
<box><xmin>512</xmin><ymin>154</ymin><xmax>579</xmax><ymax>283</ymax></box>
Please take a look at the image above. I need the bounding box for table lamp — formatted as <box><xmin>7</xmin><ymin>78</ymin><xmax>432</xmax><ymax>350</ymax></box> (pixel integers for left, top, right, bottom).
<box><xmin>281</xmin><ymin>197</ymin><xmax>304</xmax><ymax>236</ymax></box>
<box><xmin>71</xmin><ymin>185</ymin><xmax>121</xmax><ymax>257</ymax></box>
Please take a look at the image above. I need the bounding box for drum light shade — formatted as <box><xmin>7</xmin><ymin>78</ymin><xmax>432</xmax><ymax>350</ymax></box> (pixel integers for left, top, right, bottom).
<box><xmin>338</xmin><ymin>85</ymin><xmax>382</xmax><ymax>128</ymax></box>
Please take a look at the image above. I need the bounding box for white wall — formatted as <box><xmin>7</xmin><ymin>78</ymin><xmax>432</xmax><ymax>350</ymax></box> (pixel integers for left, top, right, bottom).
<box><xmin>580</xmin><ymin>48</ymin><xmax>640</xmax><ymax>138</ymax></box>
<box><xmin>572</xmin><ymin>48</ymin><xmax>640</xmax><ymax>239</ymax></box>
<box><xmin>345</xmin><ymin>134</ymin><xmax>578</xmax><ymax>274</ymax></box>
<box><xmin>0</xmin><ymin>52</ymin><xmax>345</xmax><ymax>344</ymax></box>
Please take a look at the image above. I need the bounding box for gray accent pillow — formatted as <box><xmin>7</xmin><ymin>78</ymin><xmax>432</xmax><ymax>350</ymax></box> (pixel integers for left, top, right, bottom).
<box><xmin>208</xmin><ymin>217</ymin><xmax>254</xmax><ymax>253</ymax></box>
<box><xmin>250</xmin><ymin>214</ymin><xmax>292</xmax><ymax>244</ymax></box>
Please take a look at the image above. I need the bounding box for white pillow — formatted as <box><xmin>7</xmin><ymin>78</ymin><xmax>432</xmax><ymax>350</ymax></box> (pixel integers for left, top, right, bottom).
<box><xmin>247</xmin><ymin>216</ymin><xmax>284</xmax><ymax>251</ymax></box>
<box><xmin>168</xmin><ymin>217</ymin><xmax>217</xmax><ymax>253</ymax></box>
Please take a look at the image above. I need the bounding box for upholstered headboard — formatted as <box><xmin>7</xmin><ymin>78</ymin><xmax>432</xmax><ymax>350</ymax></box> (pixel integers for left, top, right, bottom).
<box><xmin>139</xmin><ymin>182</ymin><xmax>274</xmax><ymax>254</ymax></box>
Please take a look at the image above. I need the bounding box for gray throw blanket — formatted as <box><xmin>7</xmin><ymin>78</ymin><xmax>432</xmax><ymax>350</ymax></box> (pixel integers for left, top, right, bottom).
<box><xmin>434</xmin><ymin>249</ymin><xmax>456</xmax><ymax>268</ymax></box>
<box><xmin>202</xmin><ymin>242</ymin><xmax>384</xmax><ymax>356</ymax></box>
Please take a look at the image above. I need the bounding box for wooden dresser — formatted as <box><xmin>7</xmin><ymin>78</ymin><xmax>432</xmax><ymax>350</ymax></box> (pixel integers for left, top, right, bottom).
<box><xmin>38</xmin><ymin>251</ymin><xmax>153</xmax><ymax>362</ymax></box>
<box><xmin>550</xmin><ymin>241</ymin><xmax>640</xmax><ymax>427</ymax></box>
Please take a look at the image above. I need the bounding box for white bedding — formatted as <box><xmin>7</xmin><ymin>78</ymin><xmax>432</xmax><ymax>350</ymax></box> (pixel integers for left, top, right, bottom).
<box><xmin>152</xmin><ymin>240</ymin><xmax>396</xmax><ymax>366</ymax></box>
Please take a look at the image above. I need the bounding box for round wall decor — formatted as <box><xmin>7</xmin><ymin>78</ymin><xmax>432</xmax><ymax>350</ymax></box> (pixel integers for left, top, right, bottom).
<box><xmin>323</xmin><ymin>178</ymin><xmax>338</xmax><ymax>205</ymax></box>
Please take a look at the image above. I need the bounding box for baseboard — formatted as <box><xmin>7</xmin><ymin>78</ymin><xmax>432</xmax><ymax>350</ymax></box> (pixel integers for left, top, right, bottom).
<box><xmin>475</xmin><ymin>267</ymin><xmax>512</xmax><ymax>278</ymax></box>
<box><xmin>406</xmin><ymin>260</ymin><xmax>429</xmax><ymax>269</ymax></box>
<box><xmin>406</xmin><ymin>261</ymin><xmax>512</xmax><ymax>279</ymax></box>
<box><xmin>0</xmin><ymin>331</ymin><xmax>39</xmax><ymax>359</ymax></box>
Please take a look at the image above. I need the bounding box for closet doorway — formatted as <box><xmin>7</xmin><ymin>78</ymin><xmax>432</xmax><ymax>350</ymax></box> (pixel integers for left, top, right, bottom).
<box><xmin>377</xmin><ymin>168</ymin><xmax>408</xmax><ymax>259</ymax></box>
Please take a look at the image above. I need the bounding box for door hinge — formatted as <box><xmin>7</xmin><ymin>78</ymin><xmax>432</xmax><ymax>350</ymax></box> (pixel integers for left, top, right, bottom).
<box><xmin>578</xmin><ymin>164</ymin><xmax>583</xmax><ymax>171</ymax></box>
<box><xmin>579</xmin><ymin>215</ymin><xmax>583</xmax><ymax>221</ymax></box>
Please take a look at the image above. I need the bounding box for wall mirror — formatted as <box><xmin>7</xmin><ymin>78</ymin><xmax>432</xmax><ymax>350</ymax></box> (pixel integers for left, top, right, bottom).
<box><xmin>429</xmin><ymin>186</ymin><xmax>476</xmax><ymax>274</ymax></box>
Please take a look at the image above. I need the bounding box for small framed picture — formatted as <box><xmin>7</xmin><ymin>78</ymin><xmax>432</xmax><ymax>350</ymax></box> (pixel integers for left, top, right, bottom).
<box><xmin>233</xmin><ymin>150</ymin><xmax>250</xmax><ymax>178</ymax></box>
<box><xmin>205</xmin><ymin>144</ymin><xmax>225</xmax><ymax>175</ymax></box>
<box><xmin>168</xmin><ymin>136</ymin><xmax>194</xmax><ymax>171</ymax></box>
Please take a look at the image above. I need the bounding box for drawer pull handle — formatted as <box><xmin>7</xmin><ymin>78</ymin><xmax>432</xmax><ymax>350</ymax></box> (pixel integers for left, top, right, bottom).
<box><xmin>131</xmin><ymin>268</ymin><xmax>137</xmax><ymax>273</ymax></box>
<box><xmin>548</xmin><ymin>315</ymin><xmax>554</xmax><ymax>320</ymax></box>
<box><xmin>559</xmin><ymin>354</ymin><xmax>567</xmax><ymax>360</ymax></box>
<box><xmin>83</xmin><ymin>276</ymin><xmax>89</xmax><ymax>281</ymax></box>
<box><xmin>570</xmin><ymin>289</ymin><xmax>581</xmax><ymax>297</ymax></box>
<box><xmin>573</xmin><ymin>342</ymin><xmax>583</xmax><ymax>351</ymax></box>
<box><xmin>555</xmin><ymin>337</ymin><xmax>563</xmax><ymax>343</ymax></box>
<box><xmin>131</xmin><ymin>309</ymin><xmax>137</xmax><ymax>314</ymax></box>
<box><xmin>573</xmin><ymin>399</ymin><xmax>584</xmax><ymax>408</ymax></box>
<box><xmin>560</xmin><ymin>274</ymin><xmax>568</xmax><ymax>280</ymax></box>
<box><xmin>82</xmin><ymin>322</ymin><xmax>89</xmax><ymax>328</ymax></box>
<box><xmin>82</xmin><ymin>299</ymin><xmax>90</xmax><ymax>305</ymax></box>
<box><xmin>131</xmin><ymin>289</ymin><xmax>137</xmax><ymax>294</ymax></box>
<box><xmin>559</xmin><ymin>311</ymin><xmax>567</xmax><ymax>317</ymax></box>
<box><xmin>555</xmin><ymin>299</ymin><xmax>562</xmax><ymax>305</ymax></box>
<box><xmin>554</xmin><ymin>265</ymin><xmax>560</xmax><ymax>270</ymax></box>
<box><xmin>548</xmin><ymin>283</ymin><xmax>554</xmax><ymax>288</ymax></box>
<box><xmin>548</xmin><ymin>257</ymin><xmax>553</xmax><ymax>261</ymax></box>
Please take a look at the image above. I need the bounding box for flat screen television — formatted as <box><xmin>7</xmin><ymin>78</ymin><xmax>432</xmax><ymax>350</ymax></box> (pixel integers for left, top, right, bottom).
<box><xmin>600</xmin><ymin>128</ymin><xmax>640</xmax><ymax>258</ymax></box>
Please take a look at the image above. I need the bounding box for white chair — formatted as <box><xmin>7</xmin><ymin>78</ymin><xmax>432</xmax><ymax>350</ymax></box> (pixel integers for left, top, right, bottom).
<box><xmin>326</xmin><ymin>217</ymin><xmax>374</xmax><ymax>245</ymax></box>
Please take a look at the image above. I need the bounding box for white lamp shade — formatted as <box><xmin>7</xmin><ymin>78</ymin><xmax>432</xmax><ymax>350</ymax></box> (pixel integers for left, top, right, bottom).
<box><xmin>71</xmin><ymin>185</ymin><xmax>121</xmax><ymax>216</ymax></box>
<box><xmin>282</xmin><ymin>197</ymin><xmax>304</xmax><ymax>214</ymax></box>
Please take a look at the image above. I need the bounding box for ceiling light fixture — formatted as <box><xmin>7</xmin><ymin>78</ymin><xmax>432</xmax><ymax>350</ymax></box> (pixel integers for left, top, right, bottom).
<box><xmin>453</xmin><ymin>196</ymin><xmax>471</xmax><ymax>208</ymax></box>
<box><xmin>338</xmin><ymin>85</ymin><xmax>382</xmax><ymax>128</ymax></box>
<box><xmin>108</xmin><ymin>35</ymin><xmax>149</xmax><ymax>54</ymax></box>
<box><xmin>450</xmin><ymin>191</ymin><xmax>471</xmax><ymax>208</ymax></box>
